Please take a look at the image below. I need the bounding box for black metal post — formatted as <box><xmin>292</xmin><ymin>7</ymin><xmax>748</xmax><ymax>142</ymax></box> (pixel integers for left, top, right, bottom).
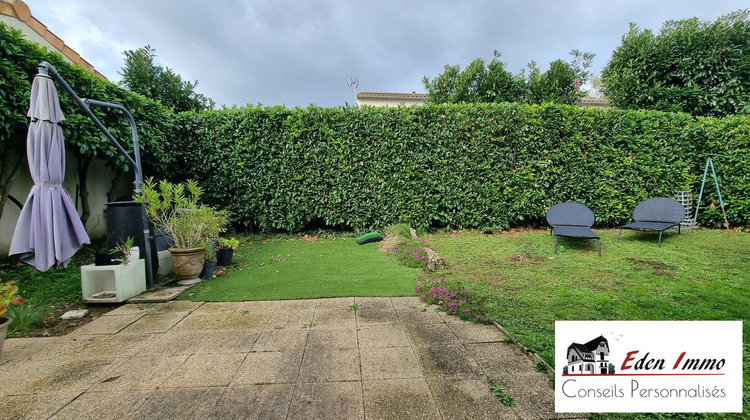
<box><xmin>38</xmin><ymin>61</ymin><xmax>154</xmax><ymax>289</ymax></box>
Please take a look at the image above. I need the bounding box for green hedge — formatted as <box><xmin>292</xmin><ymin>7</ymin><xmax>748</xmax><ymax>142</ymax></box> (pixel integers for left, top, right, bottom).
<box><xmin>0</xmin><ymin>22</ymin><xmax>176</xmax><ymax>179</ymax></box>
<box><xmin>170</xmin><ymin>103</ymin><xmax>750</xmax><ymax>232</ymax></box>
<box><xmin>3</xmin><ymin>22</ymin><xmax>748</xmax><ymax>233</ymax></box>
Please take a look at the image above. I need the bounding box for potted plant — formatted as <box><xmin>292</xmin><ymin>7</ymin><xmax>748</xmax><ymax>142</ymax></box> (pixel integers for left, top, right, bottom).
<box><xmin>201</xmin><ymin>241</ymin><xmax>217</xmax><ymax>280</ymax></box>
<box><xmin>1</xmin><ymin>280</ymin><xmax>24</xmax><ymax>359</ymax></box>
<box><xmin>109</xmin><ymin>236</ymin><xmax>136</xmax><ymax>265</ymax></box>
<box><xmin>216</xmin><ymin>237</ymin><xmax>239</xmax><ymax>266</ymax></box>
<box><xmin>134</xmin><ymin>178</ymin><xmax>226</xmax><ymax>285</ymax></box>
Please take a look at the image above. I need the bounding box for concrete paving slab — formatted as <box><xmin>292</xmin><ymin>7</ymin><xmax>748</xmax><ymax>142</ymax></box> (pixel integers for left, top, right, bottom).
<box><xmin>312</xmin><ymin>305</ymin><xmax>357</xmax><ymax>328</ymax></box>
<box><xmin>358</xmin><ymin>324</ymin><xmax>410</xmax><ymax>348</ymax></box>
<box><xmin>129</xmin><ymin>387</ymin><xmax>225</xmax><ymax>420</ymax></box>
<box><xmin>26</xmin><ymin>357</ymin><xmax>117</xmax><ymax>393</ymax></box>
<box><xmin>447</xmin><ymin>320</ymin><xmax>506</xmax><ymax>343</ymax></box>
<box><xmin>102</xmin><ymin>302</ymin><xmax>161</xmax><ymax>316</ymax></box>
<box><xmin>232</xmin><ymin>351</ymin><xmax>304</xmax><ymax>385</ymax></box>
<box><xmin>266</xmin><ymin>308</ymin><xmax>316</xmax><ymax>329</ymax></box>
<box><xmin>426</xmin><ymin>377</ymin><xmax>517</xmax><ymax>420</ymax></box>
<box><xmin>314</xmin><ymin>296</ymin><xmax>355</xmax><ymax>307</ymax></box>
<box><xmin>170</xmin><ymin>311</ymin><xmax>233</xmax><ymax>331</ymax></box>
<box><xmin>76</xmin><ymin>333</ymin><xmax>157</xmax><ymax>359</ymax></box>
<box><xmin>155</xmin><ymin>300</ymin><xmax>204</xmax><ymax>312</ymax></box>
<box><xmin>298</xmin><ymin>347</ymin><xmax>360</xmax><ymax>382</ymax></box>
<box><xmin>219</xmin><ymin>309</ymin><xmax>273</xmax><ymax>330</ymax></box>
<box><xmin>1</xmin><ymin>337</ymin><xmax>74</xmax><ymax>365</ymax></box>
<box><xmin>127</xmin><ymin>286</ymin><xmax>187</xmax><ymax>303</ymax></box>
<box><xmin>467</xmin><ymin>342</ymin><xmax>557</xmax><ymax>418</ymax></box>
<box><xmin>234</xmin><ymin>300</ymin><xmax>281</xmax><ymax>313</ymax></box>
<box><xmin>70</xmin><ymin>313</ymin><xmax>144</xmax><ymax>335</ymax></box>
<box><xmin>195</xmin><ymin>329</ymin><xmax>261</xmax><ymax>354</ymax></box>
<box><xmin>288</xmin><ymin>381</ymin><xmax>364</xmax><ymax>420</ymax></box>
<box><xmin>0</xmin><ymin>390</ymin><xmax>83</xmax><ymax>420</ymax></box>
<box><xmin>390</xmin><ymin>296</ymin><xmax>424</xmax><ymax>311</ymax></box>
<box><xmin>435</xmin><ymin>308</ymin><xmax>467</xmax><ymax>324</ymax></box>
<box><xmin>91</xmin><ymin>354</ymin><xmax>188</xmax><ymax>391</ymax></box>
<box><xmin>413</xmin><ymin>344</ymin><xmax>484</xmax><ymax>378</ymax></box>
<box><xmin>0</xmin><ymin>358</ymin><xmax>71</xmax><ymax>398</ymax></box>
<box><xmin>355</xmin><ymin>297</ymin><xmax>394</xmax><ymax>310</ymax></box>
<box><xmin>253</xmin><ymin>328</ymin><xmax>309</xmax><ymax>352</ymax></box>
<box><xmin>61</xmin><ymin>309</ymin><xmax>89</xmax><ymax>320</ymax></box>
<box><xmin>307</xmin><ymin>327</ymin><xmax>358</xmax><ymax>349</ymax></box>
<box><xmin>397</xmin><ymin>306</ymin><xmax>445</xmax><ymax>324</ymax></box>
<box><xmin>360</xmin><ymin>347</ymin><xmax>422</xmax><ymax>380</ymax></box>
<box><xmin>49</xmin><ymin>389</ymin><xmax>154</xmax><ymax>420</ymax></box>
<box><xmin>403</xmin><ymin>322</ymin><xmax>463</xmax><ymax>347</ymax></box>
<box><xmin>355</xmin><ymin>307</ymin><xmax>401</xmax><ymax>326</ymax></box>
<box><xmin>190</xmin><ymin>301</ymin><xmax>243</xmax><ymax>314</ymax></box>
<box><xmin>0</xmin><ymin>298</ymin><xmax>559</xmax><ymax>419</ymax></box>
<box><xmin>362</xmin><ymin>378</ymin><xmax>442</xmax><ymax>419</ymax></box>
<box><xmin>207</xmin><ymin>384</ymin><xmax>293</xmax><ymax>419</ymax></box>
<box><xmin>120</xmin><ymin>311</ymin><xmax>190</xmax><ymax>334</ymax></box>
<box><xmin>137</xmin><ymin>331</ymin><xmax>212</xmax><ymax>357</ymax></box>
<box><xmin>162</xmin><ymin>352</ymin><xmax>245</xmax><ymax>388</ymax></box>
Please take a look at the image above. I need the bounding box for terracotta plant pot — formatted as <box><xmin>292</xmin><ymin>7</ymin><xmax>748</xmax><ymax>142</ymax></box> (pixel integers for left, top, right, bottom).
<box><xmin>169</xmin><ymin>247</ymin><xmax>205</xmax><ymax>285</ymax></box>
<box><xmin>0</xmin><ymin>316</ymin><xmax>11</xmax><ymax>360</ymax></box>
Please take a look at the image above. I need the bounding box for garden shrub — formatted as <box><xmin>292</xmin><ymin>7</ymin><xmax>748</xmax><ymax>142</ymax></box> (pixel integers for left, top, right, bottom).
<box><xmin>171</xmin><ymin>103</ymin><xmax>750</xmax><ymax>232</ymax></box>
<box><xmin>3</xmin><ymin>22</ymin><xmax>749</xmax><ymax>233</ymax></box>
<box><xmin>415</xmin><ymin>277</ymin><xmax>489</xmax><ymax>323</ymax></box>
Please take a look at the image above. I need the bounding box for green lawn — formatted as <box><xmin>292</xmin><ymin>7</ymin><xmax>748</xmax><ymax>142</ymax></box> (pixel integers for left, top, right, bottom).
<box><xmin>181</xmin><ymin>236</ymin><xmax>420</xmax><ymax>301</ymax></box>
<box><xmin>423</xmin><ymin>228</ymin><xmax>750</xmax><ymax>416</ymax></box>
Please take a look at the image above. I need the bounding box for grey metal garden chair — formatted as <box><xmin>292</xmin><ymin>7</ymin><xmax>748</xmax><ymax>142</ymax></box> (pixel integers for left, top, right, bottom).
<box><xmin>618</xmin><ymin>197</ymin><xmax>685</xmax><ymax>247</ymax></box>
<box><xmin>546</xmin><ymin>202</ymin><xmax>601</xmax><ymax>256</ymax></box>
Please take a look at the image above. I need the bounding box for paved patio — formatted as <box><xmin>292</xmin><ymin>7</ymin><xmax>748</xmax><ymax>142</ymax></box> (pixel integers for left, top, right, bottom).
<box><xmin>0</xmin><ymin>297</ymin><xmax>563</xmax><ymax>419</ymax></box>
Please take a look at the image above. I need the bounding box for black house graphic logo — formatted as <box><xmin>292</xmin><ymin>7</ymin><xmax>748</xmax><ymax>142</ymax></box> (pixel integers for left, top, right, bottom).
<box><xmin>563</xmin><ymin>335</ymin><xmax>615</xmax><ymax>375</ymax></box>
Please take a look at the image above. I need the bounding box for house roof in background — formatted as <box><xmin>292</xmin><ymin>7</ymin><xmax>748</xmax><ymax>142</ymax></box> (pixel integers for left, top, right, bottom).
<box><xmin>357</xmin><ymin>91</ymin><xmax>428</xmax><ymax>100</ymax></box>
<box><xmin>0</xmin><ymin>0</ymin><xmax>106</xmax><ymax>79</ymax></box>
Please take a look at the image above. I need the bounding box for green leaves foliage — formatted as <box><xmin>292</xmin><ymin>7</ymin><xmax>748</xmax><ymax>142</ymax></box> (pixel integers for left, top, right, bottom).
<box><xmin>119</xmin><ymin>45</ymin><xmax>214</xmax><ymax>113</ymax></box>
<box><xmin>602</xmin><ymin>10</ymin><xmax>750</xmax><ymax>117</ymax></box>
<box><xmin>423</xmin><ymin>49</ymin><xmax>594</xmax><ymax>106</ymax></box>
<box><xmin>0</xmin><ymin>23</ymin><xmax>177</xmax><ymax>177</ymax></box>
<box><xmin>170</xmin><ymin>103</ymin><xmax>750</xmax><ymax>232</ymax></box>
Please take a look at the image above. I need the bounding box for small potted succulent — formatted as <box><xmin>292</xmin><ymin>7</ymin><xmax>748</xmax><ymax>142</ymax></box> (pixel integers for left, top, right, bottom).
<box><xmin>1</xmin><ymin>280</ymin><xmax>24</xmax><ymax>358</ymax></box>
<box><xmin>216</xmin><ymin>237</ymin><xmax>239</xmax><ymax>266</ymax></box>
<box><xmin>109</xmin><ymin>237</ymin><xmax>136</xmax><ymax>265</ymax></box>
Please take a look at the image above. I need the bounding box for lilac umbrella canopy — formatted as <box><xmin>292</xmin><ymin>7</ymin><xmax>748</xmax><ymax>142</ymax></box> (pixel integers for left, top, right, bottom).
<box><xmin>9</xmin><ymin>73</ymin><xmax>90</xmax><ymax>271</ymax></box>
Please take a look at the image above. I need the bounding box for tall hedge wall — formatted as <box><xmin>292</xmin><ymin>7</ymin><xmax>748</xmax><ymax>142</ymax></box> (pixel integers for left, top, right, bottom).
<box><xmin>0</xmin><ymin>22</ymin><xmax>176</xmax><ymax>180</ymax></box>
<box><xmin>170</xmin><ymin>103</ymin><xmax>750</xmax><ymax>232</ymax></box>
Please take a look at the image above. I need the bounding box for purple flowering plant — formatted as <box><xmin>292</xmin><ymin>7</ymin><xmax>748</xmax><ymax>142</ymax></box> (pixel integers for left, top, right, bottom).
<box><xmin>386</xmin><ymin>238</ymin><xmax>430</xmax><ymax>269</ymax></box>
<box><xmin>414</xmin><ymin>277</ymin><xmax>489</xmax><ymax>324</ymax></box>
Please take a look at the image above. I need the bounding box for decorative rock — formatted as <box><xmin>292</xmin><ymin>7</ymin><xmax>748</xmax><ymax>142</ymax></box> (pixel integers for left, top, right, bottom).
<box><xmin>61</xmin><ymin>309</ymin><xmax>89</xmax><ymax>320</ymax></box>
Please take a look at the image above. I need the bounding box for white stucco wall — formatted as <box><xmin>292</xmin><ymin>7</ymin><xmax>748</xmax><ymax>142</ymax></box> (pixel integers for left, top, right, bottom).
<box><xmin>1</xmin><ymin>3</ymin><xmax>121</xmax><ymax>257</ymax></box>
<box><xmin>0</xmin><ymin>150</ymin><xmax>127</xmax><ymax>256</ymax></box>
<box><xmin>0</xmin><ymin>15</ymin><xmax>74</xmax><ymax>65</ymax></box>
<box><xmin>357</xmin><ymin>97</ymin><xmax>426</xmax><ymax>107</ymax></box>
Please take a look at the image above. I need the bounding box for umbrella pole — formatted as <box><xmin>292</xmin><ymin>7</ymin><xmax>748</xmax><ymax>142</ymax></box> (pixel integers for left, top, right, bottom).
<box><xmin>38</xmin><ymin>62</ymin><xmax>154</xmax><ymax>289</ymax></box>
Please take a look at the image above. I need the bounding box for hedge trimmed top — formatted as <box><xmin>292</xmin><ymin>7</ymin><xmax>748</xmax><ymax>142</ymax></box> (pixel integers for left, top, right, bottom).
<box><xmin>2</xmin><ymin>22</ymin><xmax>749</xmax><ymax>233</ymax></box>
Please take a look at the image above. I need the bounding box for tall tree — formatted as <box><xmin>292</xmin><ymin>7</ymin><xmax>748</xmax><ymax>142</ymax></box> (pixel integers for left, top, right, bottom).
<box><xmin>423</xmin><ymin>50</ymin><xmax>593</xmax><ymax>106</ymax></box>
<box><xmin>119</xmin><ymin>45</ymin><xmax>214</xmax><ymax>113</ymax></box>
<box><xmin>602</xmin><ymin>10</ymin><xmax>750</xmax><ymax>117</ymax></box>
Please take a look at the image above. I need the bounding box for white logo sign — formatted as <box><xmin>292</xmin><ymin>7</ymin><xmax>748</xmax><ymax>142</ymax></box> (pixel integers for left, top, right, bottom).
<box><xmin>555</xmin><ymin>321</ymin><xmax>742</xmax><ymax>413</ymax></box>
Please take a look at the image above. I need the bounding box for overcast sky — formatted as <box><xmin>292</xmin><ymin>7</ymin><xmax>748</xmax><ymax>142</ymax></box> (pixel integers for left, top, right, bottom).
<box><xmin>25</xmin><ymin>0</ymin><xmax>749</xmax><ymax>108</ymax></box>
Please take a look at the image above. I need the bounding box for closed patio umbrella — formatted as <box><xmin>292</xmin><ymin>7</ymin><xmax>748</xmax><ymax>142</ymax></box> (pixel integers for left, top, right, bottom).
<box><xmin>9</xmin><ymin>70</ymin><xmax>89</xmax><ymax>271</ymax></box>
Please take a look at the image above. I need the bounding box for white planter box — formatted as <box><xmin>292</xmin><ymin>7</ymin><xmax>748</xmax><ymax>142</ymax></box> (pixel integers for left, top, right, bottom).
<box><xmin>81</xmin><ymin>259</ymin><xmax>146</xmax><ymax>303</ymax></box>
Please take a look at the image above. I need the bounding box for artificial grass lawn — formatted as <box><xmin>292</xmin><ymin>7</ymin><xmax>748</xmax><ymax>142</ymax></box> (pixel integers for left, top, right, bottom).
<box><xmin>182</xmin><ymin>236</ymin><xmax>420</xmax><ymax>301</ymax></box>
<box><xmin>424</xmin><ymin>228</ymin><xmax>750</xmax><ymax>415</ymax></box>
